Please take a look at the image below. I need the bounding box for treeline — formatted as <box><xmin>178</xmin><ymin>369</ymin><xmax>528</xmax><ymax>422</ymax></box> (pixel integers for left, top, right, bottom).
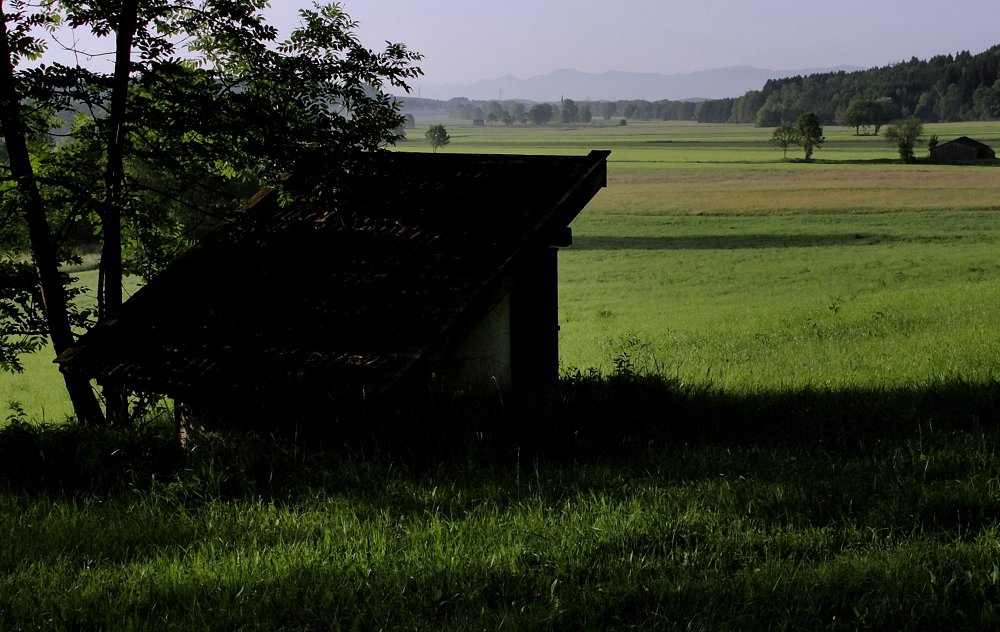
<box><xmin>441</xmin><ymin>98</ymin><xmax>597</xmax><ymax>125</ymax></box>
<box><xmin>753</xmin><ymin>45</ymin><xmax>1000</xmax><ymax>125</ymax></box>
<box><xmin>403</xmin><ymin>95</ymin><xmax>733</xmax><ymax>125</ymax></box>
<box><xmin>401</xmin><ymin>45</ymin><xmax>1000</xmax><ymax>126</ymax></box>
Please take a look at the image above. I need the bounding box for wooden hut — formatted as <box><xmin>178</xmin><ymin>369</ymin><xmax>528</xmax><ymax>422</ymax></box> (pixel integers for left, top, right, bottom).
<box><xmin>930</xmin><ymin>136</ymin><xmax>996</xmax><ymax>162</ymax></box>
<box><xmin>57</xmin><ymin>151</ymin><xmax>609</xmax><ymax>423</ymax></box>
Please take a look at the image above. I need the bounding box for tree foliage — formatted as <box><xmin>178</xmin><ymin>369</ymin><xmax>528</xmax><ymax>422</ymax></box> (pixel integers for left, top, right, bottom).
<box><xmin>753</xmin><ymin>48</ymin><xmax>999</xmax><ymax>125</ymax></box>
<box><xmin>838</xmin><ymin>98</ymin><xmax>888</xmax><ymax>135</ymax></box>
<box><xmin>528</xmin><ymin>103</ymin><xmax>553</xmax><ymax>125</ymax></box>
<box><xmin>884</xmin><ymin>117</ymin><xmax>924</xmax><ymax>162</ymax></box>
<box><xmin>766</xmin><ymin>114</ymin><xmax>823</xmax><ymax>161</ymax></box>
<box><xmin>417</xmin><ymin>45</ymin><xmax>1000</xmax><ymax>127</ymax></box>
<box><xmin>768</xmin><ymin>123</ymin><xmax>798</xmax><ymax>160</ymax></box>
<box><xmin>424</xmin><ymin>124</ymin><xmax>450</xmax><ymax>152</ymax></box>
<box><xmin>795</xmin><ymin>112</ymin><xmax>824</xmax><ymax>161</ymax></box>
<box><xmin>559</xmin><ymin>99</ymin><xmax>578</xmax><ymax>124</ymax></box>
<box><xmin>0</xmin><ymin>1</ymin><xmax>422</xmax><ymax>423</ymax></box>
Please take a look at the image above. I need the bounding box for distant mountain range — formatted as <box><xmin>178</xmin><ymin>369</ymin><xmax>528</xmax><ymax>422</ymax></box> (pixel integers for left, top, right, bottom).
<box><xmin>417</xmin><ymin>66</ymin><xmax>865</xmax><ymax>102</ymax></box>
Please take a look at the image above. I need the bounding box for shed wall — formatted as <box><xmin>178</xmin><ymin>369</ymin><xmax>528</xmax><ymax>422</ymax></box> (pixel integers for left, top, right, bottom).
<box><xmin>439</xmin><ymin>294</ymin><xmax>512</xmax><ymax>393</ymax></box>
<box><xmin>932</xmin><ymin>144</ymin><xmax>978</xmax><ymax>161</ymax></box>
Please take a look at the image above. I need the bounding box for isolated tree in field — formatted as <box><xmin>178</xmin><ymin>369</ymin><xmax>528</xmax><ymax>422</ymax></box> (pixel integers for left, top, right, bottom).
<box><xmin>578</xmin><ymin>104</ymin><xmax>592</xmax><ymax>123</ymax></box>
<box><xmin>0</xmin><ymin>1</ymin><xmax>421</xmax><ymax>424</ymax></box>
<box><xmin>839</xmin><ymin>98</ymin><xmax>869</xmax><ymax>135</ymax></box>
<box><xmin>769</xmin><ymin>123</ymin><xmax>799</xmax><ymax>160</ymax></box>
<box><xmin>425</xmin><ymin>124</ymin><xmax>450</xmax><ymax>152</ymax></box>
<box><xmin>795</xmin><ymin>112</ymin><xmax>824</xmax><ymax>161</ymax></box>
<box><xmin>884</xmin><ymin>117</ymin><xmax>924</xmax><ymax>162</ymax></box>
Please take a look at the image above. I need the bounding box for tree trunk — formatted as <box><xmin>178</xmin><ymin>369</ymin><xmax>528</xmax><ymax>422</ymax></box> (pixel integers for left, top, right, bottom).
<box><xmin>98</xmin><ymin>1</ymin><xmax>139</xmax><ymax>425</ymax></box>
<box><xmin>0</xmin><ymin>9</ymin><xmax>105</xmax><ymax>425</ymax></box>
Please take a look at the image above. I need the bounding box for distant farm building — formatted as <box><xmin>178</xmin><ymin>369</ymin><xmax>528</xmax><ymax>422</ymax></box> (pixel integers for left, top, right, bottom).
<box><xmin>930</xmin><ymin>136</ymin><xmax>996</xmax><ymax>162</ymax></box>
<box><xmin>473</xmin><ymin>118</ymin><xmax>485</xmax><ymax>127</ymax></box>
<box><xmin>57</xmin><ymin>151</ymin><xmax>609</xmax><ymax>423</ymax></box>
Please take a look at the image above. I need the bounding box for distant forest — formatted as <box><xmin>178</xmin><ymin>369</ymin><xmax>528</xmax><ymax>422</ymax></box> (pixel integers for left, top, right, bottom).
<box><xmin>402</xmin><ymin>45</ymin><xmax>1000</xmax><ymax>127</ymax></box>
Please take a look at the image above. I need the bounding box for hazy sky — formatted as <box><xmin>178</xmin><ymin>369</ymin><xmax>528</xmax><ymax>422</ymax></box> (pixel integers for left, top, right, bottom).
<box><xmin>263</xmin><ymin>0</ymin><xmax>1000</xmax><ymax>90</ymax></box>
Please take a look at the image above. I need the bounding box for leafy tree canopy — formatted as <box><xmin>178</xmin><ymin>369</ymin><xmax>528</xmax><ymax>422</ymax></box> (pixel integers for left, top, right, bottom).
<box><xmin>528</xmin><ymin>103</ymin><xmax>553</xmax><ymax>125</ymax></box>
<box><xmin>795</xmin><ymin>112</ymin><xmax>824</xmax><ymax>161</ymax></box>
<box><xmin>0</xmin><ymin>0</ymin><xmax>422</xmax><ymax>423</ymax></box>
<box><xmin>884</xmin><ymin>117</ymin><xmax>925</xmax><ymax>162</ymax></box>
<box><xmin>768</xmin><ymin>123</ymin><xmax>798</xmax><ymax>160</ymax></box>
<box><xmin>560</xmin><ymin>99</ymin><xmax>578</xmax><ymax>124</ymax></box>
<box><xmin>407</xmin><ymin>45</ymin><xmax>1000</xmax><ymax>127</ymax></box>
<box><xmin>425</xmin><ymin>124</ymin><xmax>449</xmax><ymax>152</ymax></box>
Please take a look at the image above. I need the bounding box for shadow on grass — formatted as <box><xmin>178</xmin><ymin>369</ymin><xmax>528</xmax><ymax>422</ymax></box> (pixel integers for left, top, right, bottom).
<box><xmin>789</xmin><ymin>158</ymin><xmax>1000</xmax><ymax>167</ymax></box>
<box><xmin>382</xmin><ymin>372</ymin><xmax>1000</xmax><ymax>461</ymax></box>
<box><xmin>2</xmin><ymin>373</ymin><xmax>999</xmax><ymax>495</ymax></box>
<box><xmin>4</xmin><ymin>376</ymin><xmax>1000</xmax><ymax>630</ymax></box>
<box><xmin>0</xmin><ymin>420</ymin><xmax>183</xmax><ymax>495</ymax></box>
<box><xmin>573</xmin><ymin>232</ymin><xmax>891</xmax><ymax>250</ymax></box>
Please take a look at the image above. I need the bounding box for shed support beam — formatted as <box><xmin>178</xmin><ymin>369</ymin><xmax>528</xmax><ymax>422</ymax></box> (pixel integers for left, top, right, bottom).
<box><xmin>511</xmin><ymin>246</ymin><xmax>560</xmax><ymax>388</ymax></box>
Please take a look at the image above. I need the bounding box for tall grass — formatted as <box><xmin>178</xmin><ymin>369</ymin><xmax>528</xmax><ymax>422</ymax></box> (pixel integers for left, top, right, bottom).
<box><xmin>2</xmin><ymin>374</ymin><xmax>1000</xmax><ymax>630</ymax></box>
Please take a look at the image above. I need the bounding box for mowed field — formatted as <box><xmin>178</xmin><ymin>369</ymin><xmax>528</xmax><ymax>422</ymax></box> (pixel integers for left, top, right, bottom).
<box><xmin>4</xmin><ymin>119</ymin><xmax>1000</xmax><ymax>417</ymax></box>
<box><xmin>399</xmin><ymin>118</ymin><xmax>1000</xmax><ymax>392</ymax></box>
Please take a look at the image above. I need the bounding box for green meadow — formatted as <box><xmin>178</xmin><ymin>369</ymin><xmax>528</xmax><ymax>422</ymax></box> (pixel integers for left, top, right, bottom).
<box><xmin>4</xmin><ymin>120</ymin><xmax>1000</xmax><ymax>630</ymax></box>
<box><xmin>0</xmin><ymin>269</ymin><xmax>142</xmax><ymax>422</ymax></box>
<box><xmin>401</xmin><ymin>119</ymin><xmax>1000</xmax><ymax>392</ymax></box>
<box><xmin>561</xmin><ymin>210</ymin><xmax>1000</xmax><ymax>390</ymax></box>
<box><xmin>9</xmin><ymin>119</ymin><xmax>1000</xmax><ymax>416</ymax></box>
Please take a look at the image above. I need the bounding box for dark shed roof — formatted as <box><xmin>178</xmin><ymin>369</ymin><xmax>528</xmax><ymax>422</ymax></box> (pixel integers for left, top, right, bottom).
<box><xmin>58</xmin><ymin>151</ymin><xmax>609</xmax><ymax>414</ymax></box>
<box><xmin>931</xmin><ymin>136</ymin><xmax>996</xmax><ymax>160</ymax></box>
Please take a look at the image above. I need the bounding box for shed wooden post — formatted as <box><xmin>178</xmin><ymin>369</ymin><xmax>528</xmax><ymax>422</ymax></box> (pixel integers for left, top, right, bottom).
<box><xmin>510</xmin><ymin>242</ymin><xmax>563</xmax><ymax>388</ymax></box>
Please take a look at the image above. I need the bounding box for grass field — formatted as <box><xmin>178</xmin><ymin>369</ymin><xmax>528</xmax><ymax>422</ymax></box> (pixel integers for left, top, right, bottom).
<box><xmin>560</xmin><ymin>209</ymin><xmax>1000</xmax><ymax>389</ymax></box>
<box><xmin>0</xmin><ymin>270</ymin><xmax>143</xmax><ymax>423</ymax></box>
<box><xmin>3</xmin><ymin>379</ymin><xmax>1000</xmax><ymax>630</ymax></box>
<box><xmin>408</xmin><ymin>119</ymin><xmax>1000</xmax><ymax>392</ymax></box>
<box><xmin>6</xmin><ymin>120</ymin><xmax>1000</xmax><ymax>417</ymax></box>
<box><xmin>4</xmin><ymin>120</ymin><xmax>1000</xmax><ymax>629</ymax></box>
